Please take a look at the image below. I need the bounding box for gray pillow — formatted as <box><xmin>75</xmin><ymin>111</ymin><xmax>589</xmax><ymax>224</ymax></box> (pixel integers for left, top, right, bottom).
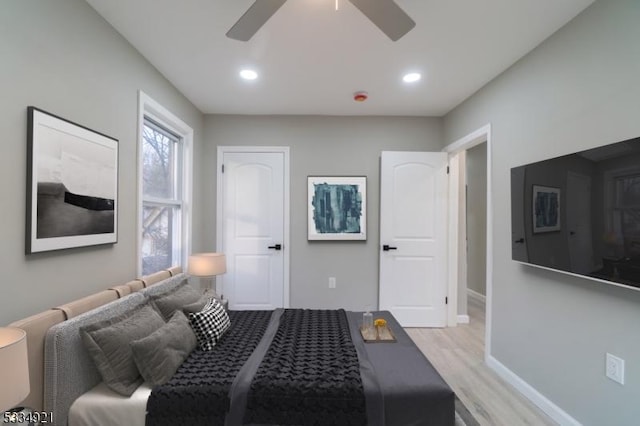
<box><xmin>182</xmin><ymin>289</ymin><xmax>219</xmax><ymax>314</ymax></box>
<box><xmin>80</xmin><ymin>303</ymin><xmax>165</xmax><ymax>396</ymax></box>
<box><xmin>130</xmin><ymin>310</ymin><xmax>197</xmax><ymax>386</ymax></box>
<box><xmin>149</xmin><ymin>279</ymin><xmax>201</xmax><ymax>320</ymax></box>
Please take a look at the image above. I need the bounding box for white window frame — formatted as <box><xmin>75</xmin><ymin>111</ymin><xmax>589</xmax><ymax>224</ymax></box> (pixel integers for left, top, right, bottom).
<box><xmin>137</xmin><ymin>91</ymin><xmax>193</xmax><ymax>276</ymax></box>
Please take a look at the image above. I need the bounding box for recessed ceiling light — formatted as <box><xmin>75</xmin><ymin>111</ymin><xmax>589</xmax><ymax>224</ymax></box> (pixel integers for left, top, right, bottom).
<box><xmin>403</xmin><ymin>72</ymin><xmax>421</xmax><ymax>83</ymax></box>
<box><xmin>240</xmin><ymin>69</ymin><xmax>258</xmax><ymax>80</ymax></box>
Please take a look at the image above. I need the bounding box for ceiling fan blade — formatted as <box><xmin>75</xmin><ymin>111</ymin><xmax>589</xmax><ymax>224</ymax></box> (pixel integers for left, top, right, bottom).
<box><xmin>226</xmin><ymin>0</ymin><xmax>288</xmax><ymax>41</ymax></box>
<box><xmin>348</xmin><ymin>0</ymin><xmax>416</xmax><ymax>41</ymax></box>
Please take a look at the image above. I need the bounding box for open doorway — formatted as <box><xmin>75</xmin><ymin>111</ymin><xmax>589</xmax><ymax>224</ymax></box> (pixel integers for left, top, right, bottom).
<box><xmin>444</xmin><ymin>124</ymin><xmax>492</xmax><ymax>361</ymax></box>
<box><xmin>462</xmin><ymin>143</ymin><xmax>488</xmax><ymax>319</ymax></box>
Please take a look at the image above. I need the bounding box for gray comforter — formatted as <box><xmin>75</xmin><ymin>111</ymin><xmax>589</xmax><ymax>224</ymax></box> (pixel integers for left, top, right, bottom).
<box><xmin>147</xmin><ymin>309</ymin><xmax>454</xmax><ymax>426</ymax></box>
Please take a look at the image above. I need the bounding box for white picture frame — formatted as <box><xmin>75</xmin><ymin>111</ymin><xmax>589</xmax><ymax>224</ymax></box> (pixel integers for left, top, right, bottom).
<box><xmin>307</xmin><ymin>176</ymin><xmax>366</xmax><ymax>241</ymax></box>
<box><xmin>532</xmin><ymin>185</ymin><xmax>560</xmax><ymax>233</ymax></box>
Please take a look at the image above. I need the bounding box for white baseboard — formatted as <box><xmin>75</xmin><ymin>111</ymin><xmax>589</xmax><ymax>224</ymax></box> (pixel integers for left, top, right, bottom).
<box><xmin>486</xmin><ymin>355</ymin><xmax>582</xmax><ymax>426</ymax></box>
<box><xmin>457</xmin><ymin>315</ymin><xmax>470</xmax><ymax>324</ymax></box>
<box><xmin>467</xmin><ymin>288</ymin><xmax>486</xmax><ymax>303</ymax></box>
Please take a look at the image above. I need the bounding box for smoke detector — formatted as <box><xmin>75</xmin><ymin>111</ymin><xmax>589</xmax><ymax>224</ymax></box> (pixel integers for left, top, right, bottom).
<box><xmin>353</xmin><ymin>91</ymin><xmax>368</xmax><ymax>102</ymax></box>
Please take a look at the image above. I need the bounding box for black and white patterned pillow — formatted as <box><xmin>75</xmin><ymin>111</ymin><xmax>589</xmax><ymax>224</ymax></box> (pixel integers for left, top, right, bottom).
<box><xmin>188</xmin><ymin>298</ymin><xmax>231</xmax><ymax>351</ymax></box>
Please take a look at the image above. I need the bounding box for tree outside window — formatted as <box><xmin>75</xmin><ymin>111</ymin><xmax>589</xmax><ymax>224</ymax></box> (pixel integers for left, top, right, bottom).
<box><xmin>141</xmin><ymin>119</ymin><xmax>182</xmax><ymax>275</ymax></box>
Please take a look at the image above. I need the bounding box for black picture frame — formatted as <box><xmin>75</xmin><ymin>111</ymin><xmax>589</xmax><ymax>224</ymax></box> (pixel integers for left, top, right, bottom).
<box><xmin>26</xmin><ymin>107</ymin><xmax>118</xmax><ymax>254</ymax></box>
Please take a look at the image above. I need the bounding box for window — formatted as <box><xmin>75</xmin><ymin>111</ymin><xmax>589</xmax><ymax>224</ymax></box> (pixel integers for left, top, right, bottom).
<box><xmin>613</xmin><ymin>173</ymin><xmax>640</xmax><ymax>256</ymax></box>
<box><xmin>138</xmin><ymin>93</ymin><xmax>192</xmax><ymax>276</ymax></box>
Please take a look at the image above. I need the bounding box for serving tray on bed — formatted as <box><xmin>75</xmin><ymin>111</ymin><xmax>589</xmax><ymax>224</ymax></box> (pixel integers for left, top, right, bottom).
<box><xmin>360</xmin><ymin>325</ymin><xmax>397</xmax><ymax>343</ymax></box>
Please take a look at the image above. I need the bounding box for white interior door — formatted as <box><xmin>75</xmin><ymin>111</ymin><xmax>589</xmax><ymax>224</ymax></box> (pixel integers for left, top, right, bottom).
<box><xmin>567</xmin><ymin>172</ymin><xmax>594</xmax><ymax>274</ymax></box>
<box><xmin>218</xmin><ymin>149</ymin><xmax>288</xmax><ymax>310</ymax></box>
<box><xmin>379</xmin><ymin>151</ymin><xmax>448</xmax><ymax>327</ymax></box>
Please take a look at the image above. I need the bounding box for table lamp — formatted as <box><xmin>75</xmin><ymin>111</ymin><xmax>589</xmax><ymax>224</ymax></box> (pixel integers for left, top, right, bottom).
<box><xmin>188</xmin><ymin>253</ymin><xmax>227</xmax><ymax>298</ymax></box>
<box><xmin>0</xmin><ymin>327</ymin><xmax>30</xmax><ymax>414</ymax></box>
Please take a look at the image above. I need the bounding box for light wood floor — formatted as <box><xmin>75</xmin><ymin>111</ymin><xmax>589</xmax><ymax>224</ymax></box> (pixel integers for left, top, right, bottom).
<box><xmin>406</xmin><ymin>297</ymin><xmax>557</xmax><ymax>426</ymax></box>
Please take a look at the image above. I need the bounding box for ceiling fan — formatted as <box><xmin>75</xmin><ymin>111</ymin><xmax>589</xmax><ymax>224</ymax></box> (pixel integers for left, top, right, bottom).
<box><xmin>226</xmin><ymin>0</ymin><xmax>416</xmax><ymax>42</ymax></box>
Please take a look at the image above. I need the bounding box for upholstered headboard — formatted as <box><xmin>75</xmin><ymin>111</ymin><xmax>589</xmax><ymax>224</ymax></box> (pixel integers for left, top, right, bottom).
<box><xmin>9</xmin><ymin>309</ymin><xmax>66</xmax><ymax>412</ymax></box>
<box><xmin>7</xmin><ymin>266</ymin><xmax>183</xmax><ymax>415</ymax></box>
<box><xmin>44</xmin><ymin>273</ymin><xmax>186</xmax><ymax>426</ymax></box>
<box><xmin>8</xmin><ymin>289</ymin><xmax>122</xmax><ymax>412</ymax></box>
<box><xmin>45</xmin><ymin>293</ymin><xmax>146</xmax><ymax>426</ymax></box>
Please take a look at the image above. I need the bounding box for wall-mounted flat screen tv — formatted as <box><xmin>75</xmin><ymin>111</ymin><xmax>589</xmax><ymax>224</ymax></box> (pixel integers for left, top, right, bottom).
<box><xmin>511</xmin><ymin>136</ymin><xmax>640</xmax><ymax>291</ymax></box>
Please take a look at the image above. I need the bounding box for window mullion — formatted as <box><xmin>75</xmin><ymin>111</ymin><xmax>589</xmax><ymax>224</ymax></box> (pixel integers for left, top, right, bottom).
<box><xmin>143</xmin><ymin>196</ymin><xmax>182</xmax><ymax>207</ymax></box>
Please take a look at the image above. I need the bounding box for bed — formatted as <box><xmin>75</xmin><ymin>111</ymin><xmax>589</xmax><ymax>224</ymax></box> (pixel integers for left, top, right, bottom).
<box><xmin>39</xmin><ymin>273</ymin><xmax>454</xmax><ymax>426</ymax></box>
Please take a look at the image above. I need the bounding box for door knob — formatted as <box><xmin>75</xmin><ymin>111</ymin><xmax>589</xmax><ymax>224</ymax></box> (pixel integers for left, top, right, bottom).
<box><xmin>268</xmin><ymin>244</ymin><xmax>282</xmax><ymax>250</ymax></box>
<box><xmin>514</xmin><ymin>238</ymin><xmax>524</xmax><ymax>244</ymax></box>
<box><xmin>382</xmin><ymin>245</ymin><xmax>398</xmax><ymax>251</ymax></box>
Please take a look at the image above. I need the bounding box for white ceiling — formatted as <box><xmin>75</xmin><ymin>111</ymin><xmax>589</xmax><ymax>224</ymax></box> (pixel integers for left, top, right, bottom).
<box><xmin>85</xmin><ymin>0</ymin><xmax>594</xmax><ymax>116</ymax></box>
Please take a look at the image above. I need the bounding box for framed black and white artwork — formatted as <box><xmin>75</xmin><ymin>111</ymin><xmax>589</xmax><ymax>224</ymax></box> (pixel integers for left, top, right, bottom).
<box><xmin>307</xmin><ymin>176</ymin><xmax>367</xmax><ymax>240</ymax></box>
<box><xmin>26</xmin><ymin>107</ymin><xmax>118</xmax><ymax>254</ymax></box>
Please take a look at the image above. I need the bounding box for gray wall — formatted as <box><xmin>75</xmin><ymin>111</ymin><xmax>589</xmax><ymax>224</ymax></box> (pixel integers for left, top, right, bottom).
<box><xmin>444</xmin><ymin>1</ymin><xmax>640</xmax><ymax>424</ymax></box>
<box><xmin>466</xmin><ymin>143</ymin><xmax>487</xmax><ymax>297</ymax></box>
<box><xmin>0</xmin><ymin>0</ymin><xmax>204</xmax><ymax>325</ymax></box>
<box><xmin>203</xmin><ymin>115</ymin><xmax>443</xmax><ymax>310</ymax></box>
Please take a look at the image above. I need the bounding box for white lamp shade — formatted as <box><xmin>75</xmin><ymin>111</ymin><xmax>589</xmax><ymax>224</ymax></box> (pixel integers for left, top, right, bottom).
<box><xmin>188</xmin><ymin>253</ymin><xmax>227</xmax><ymax>277</ymax></box>
<box><xmin>0</xmin><ymin>327</ymin><xmax>30</xmax><ymax>412</ymax></box>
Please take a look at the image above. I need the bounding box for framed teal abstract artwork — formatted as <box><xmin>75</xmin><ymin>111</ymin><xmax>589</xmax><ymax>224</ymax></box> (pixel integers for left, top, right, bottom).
<box><xmin>532</xmin><ymin>185</ymin><xmax>560</xmax><ymax>233</ymax></box>
<box><xmin>307</xmin><ymin>176</ymin><xmax>367</xmax><ymax>240</ymax></box>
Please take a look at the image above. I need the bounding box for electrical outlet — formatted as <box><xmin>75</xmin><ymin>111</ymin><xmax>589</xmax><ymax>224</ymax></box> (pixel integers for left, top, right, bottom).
<box><xmin>606</xmin><ymin>353</ymin><xmax>625</xmax><ymax>385</ymax></box>
<box><xmin>329</xmin><ymin>277</ymin><xmax>336</xmax><ymax>289</ymax></box>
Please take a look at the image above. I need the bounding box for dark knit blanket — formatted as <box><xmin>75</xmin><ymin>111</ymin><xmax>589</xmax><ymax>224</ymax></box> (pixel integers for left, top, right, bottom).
<box><xmin>146</xmin><ymin>309</ymin><xmax>366</xmax><ymax>426</ymax></box>
<box><xmin>145</xmin><ymin>310</ymin><xmax>273</xmax><ymax>426</ymax></box>
<box><xmin>244</xmin><ymin>309</ymin><xmax>366</xmax><ymax>426</ymax></box>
